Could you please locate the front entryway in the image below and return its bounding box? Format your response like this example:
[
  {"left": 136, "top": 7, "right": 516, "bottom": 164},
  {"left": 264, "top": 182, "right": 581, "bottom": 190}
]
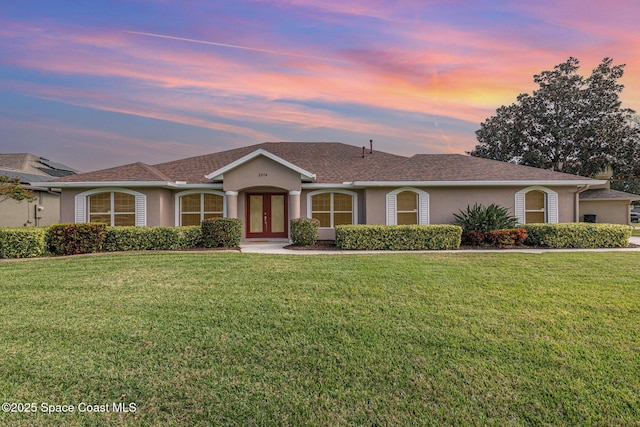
[{"left": 246, "top": 193, "right": 288, "bottom": 238}]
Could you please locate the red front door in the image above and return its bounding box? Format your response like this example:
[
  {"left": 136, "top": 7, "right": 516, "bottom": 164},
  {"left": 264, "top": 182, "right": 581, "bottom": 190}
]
[{"left": 246, "top": 193, "right": 288, "bottom": 238}]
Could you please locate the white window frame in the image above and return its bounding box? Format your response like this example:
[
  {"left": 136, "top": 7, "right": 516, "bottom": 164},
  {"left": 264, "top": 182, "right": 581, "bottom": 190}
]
[
  {"left": 386, "top": 188, "right": 430, "bottom": 225},
  {"left": 174, "top": 190, "right": 226, "bottom": 226},
  {"left": 515, "top": 186, "right": 558, "bottom": 224},
  {"left": 306, "top": 190, "right": 358, "bottom": 228},
  {"left": 75, "top": 188, "right": 146, "bottom": 226}
]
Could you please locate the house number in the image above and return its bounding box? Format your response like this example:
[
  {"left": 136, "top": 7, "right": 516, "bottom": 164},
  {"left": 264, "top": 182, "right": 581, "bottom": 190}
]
[{"left": 258, "top": 173, "right": 268, "bottom": 177}]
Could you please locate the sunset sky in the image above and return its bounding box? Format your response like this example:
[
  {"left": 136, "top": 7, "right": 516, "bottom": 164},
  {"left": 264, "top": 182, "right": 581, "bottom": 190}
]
[{"left": 1, "top": 0, "right": 639, "bottom": 172}]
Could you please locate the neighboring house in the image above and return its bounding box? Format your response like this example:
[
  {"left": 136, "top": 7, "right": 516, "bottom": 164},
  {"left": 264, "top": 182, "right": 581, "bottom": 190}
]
[
  {"left": 0, "top": 153, "right": 78, "bottom": 227},
  {"left": 33, "top": 142, "right": 640, "bottom": 240}
]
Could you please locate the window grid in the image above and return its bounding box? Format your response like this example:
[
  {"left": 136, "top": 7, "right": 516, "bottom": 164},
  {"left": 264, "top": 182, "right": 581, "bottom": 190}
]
[
  {"left": 311, "top": 193, "right": 353, "bottom": 227},
  {"left": 396, "top": 191, "right": 418, "bottom": 225},
  {"left": 525, "top": 190, "right": 546, "bottom": 223},
  {"left": 180, "top": 193, "right": 224, "bottom": 226},
  {"left": 88, "top": 192, "right": 135, "bottom": 226}
]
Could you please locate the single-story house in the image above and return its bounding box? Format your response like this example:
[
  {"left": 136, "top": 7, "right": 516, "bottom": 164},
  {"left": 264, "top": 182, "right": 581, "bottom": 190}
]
[
  {"left": 33, "top": 142, "right": 640, "bottom": 240},
  {"left": 0, "top": 153, "right": 78, "bottom": 227}
]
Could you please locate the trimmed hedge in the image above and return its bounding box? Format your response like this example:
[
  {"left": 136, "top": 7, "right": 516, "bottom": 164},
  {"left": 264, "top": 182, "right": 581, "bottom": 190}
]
[
  {"left": 524, "top": 223, "right": 632, "bottom": 248},
  {"left": 47, "top": 223, "right": 107, "bottom": 255},
  {"left": 290, "top": 218, "right": 320, "bottom": 246},
  {"left": 103, "top": 226, "right": 202, "bottom": 251},
  {"left": 464, "top": 228, "right": 528, "bottom": 247},
  {"left": 201, "top": 218, "right": 242, "bottom": 248},
  {"left": 336, "top": 224, "right": 462, "bottom": 250},
  {"left": 0, "top": 228, "right": 47, "bottom": 259}
]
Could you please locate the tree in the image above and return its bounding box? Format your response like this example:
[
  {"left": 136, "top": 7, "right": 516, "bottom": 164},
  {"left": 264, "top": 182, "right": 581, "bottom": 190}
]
[
  {"left": 0, "top": 175, "right": 37, "bottom": 202},
  {"left": 470, "top": 57, "right": 640, "bottom": 188}
]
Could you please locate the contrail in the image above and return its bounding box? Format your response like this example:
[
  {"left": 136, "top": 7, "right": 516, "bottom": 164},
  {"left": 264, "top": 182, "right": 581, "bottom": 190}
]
[{"left": 124, "top": 30, "right": 348, "bottom": 64}]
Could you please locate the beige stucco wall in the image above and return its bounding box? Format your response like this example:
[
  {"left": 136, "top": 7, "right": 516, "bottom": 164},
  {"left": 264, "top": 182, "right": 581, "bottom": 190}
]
[
  {"left": 579, "top": 200, "right": 630, "bottom": 224},
  {"left": 364, "top": 186, "right": 579, "bottom": 225},
  {"left": 0, "top": 190, "right": 60, "bottom": 227},
  {"left": 223, "top": 156, "right": 302, "bottom": 192}
]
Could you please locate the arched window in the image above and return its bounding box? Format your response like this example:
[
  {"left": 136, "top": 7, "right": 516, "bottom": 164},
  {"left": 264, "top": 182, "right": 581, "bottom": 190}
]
[
  {"left": 307, "top": 190, "right": 357, "bottom": 228},
  {"left": 175, "top": 191, "right": 225, "bottom": 226},
  {"left": 75, "top": 189, "right": 146, "bottom": 226},
  {"left": 515, "top": 187, "right": 558, "bottom": 224},
  {"left": 386, "top": 188, "right": 429, "bottom": 225}
]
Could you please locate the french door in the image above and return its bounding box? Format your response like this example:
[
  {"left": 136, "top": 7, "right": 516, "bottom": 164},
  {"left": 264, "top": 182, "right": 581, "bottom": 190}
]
[{"left": 246, "top": 193, "right": 288, "bottom": 238}]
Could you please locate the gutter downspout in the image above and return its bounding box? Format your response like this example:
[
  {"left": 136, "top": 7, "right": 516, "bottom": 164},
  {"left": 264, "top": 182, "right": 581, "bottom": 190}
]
[{"left": 575, "top": 185, "right": 591, "bottom": 222}]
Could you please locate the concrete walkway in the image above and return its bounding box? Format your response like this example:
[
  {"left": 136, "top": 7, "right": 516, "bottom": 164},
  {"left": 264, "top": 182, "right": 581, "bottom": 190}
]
[{"left": 240, "top": 237, "right": 640, "bottom": 255}]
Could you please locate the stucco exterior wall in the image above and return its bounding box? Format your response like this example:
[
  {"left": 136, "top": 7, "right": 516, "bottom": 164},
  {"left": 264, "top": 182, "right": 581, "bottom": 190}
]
[
  {"left": 579, "top": 200, "right": 630, "bottom": 224},
  {"left": 0, "top": 190, "right": 60, "bottom": 227},
  {"left": 223, "top": 156, "right": 302, "bottom": 192},
  {"left": 364, "top": 186, "right": 578, "bottom": 225}
]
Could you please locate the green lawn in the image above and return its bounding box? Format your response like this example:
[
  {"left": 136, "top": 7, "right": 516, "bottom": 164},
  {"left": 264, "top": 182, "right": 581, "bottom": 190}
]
[{"left": 1, "top": 252, "right": 639, "bottom": 426}]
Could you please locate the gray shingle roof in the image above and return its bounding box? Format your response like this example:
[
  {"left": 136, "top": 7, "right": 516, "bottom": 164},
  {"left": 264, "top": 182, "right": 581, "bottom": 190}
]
[
  {"left": 49, "top": 142, "right": 600, "bottom": 185},
  {"left": 580, "top": 188, "right": 640, "bottom": 201}
]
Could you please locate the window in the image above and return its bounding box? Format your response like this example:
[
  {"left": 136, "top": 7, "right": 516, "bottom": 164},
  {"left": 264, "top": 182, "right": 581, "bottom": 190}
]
[
  {"left": 397, "top": 191, "right": 418, "bottom": 225},
  {"left": 76, "top": 189, "right": 146, "bottom": 226},
  {"left": 515, "top": 187, "right": 558, "bottom": 224},
  {"left": 88, "top": 192, "right": 136, "bottom": 226},
  {"left": 309, "top": 191, "right": 356, "bottom": 227},
  {"left": 525, "top": 190, "right": 546, "bottom": 223},
  {"left": 180, "top": 193, "right": 224, "bottom": 226},
  {"left": 386, "top": 188, "right": 429, "bottom": 225}
]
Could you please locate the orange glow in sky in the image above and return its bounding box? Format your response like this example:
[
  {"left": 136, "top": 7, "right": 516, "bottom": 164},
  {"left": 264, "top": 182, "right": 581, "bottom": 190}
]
[{"left": 1, "top": 1, "right": 639, "bottom": 170}]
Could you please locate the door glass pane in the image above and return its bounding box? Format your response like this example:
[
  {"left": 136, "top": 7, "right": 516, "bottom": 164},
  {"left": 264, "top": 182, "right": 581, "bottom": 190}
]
[
  {"left": 271, "top": 195, "right": 285, "bottom": 233},
  {"left": 249, "top": 195, "right": 263, "bottom": 233}
]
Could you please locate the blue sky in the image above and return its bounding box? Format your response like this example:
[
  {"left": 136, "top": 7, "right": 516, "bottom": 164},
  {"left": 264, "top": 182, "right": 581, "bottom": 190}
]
[{"left": 1, "top": 0, "right": 639, "bottom": 171}]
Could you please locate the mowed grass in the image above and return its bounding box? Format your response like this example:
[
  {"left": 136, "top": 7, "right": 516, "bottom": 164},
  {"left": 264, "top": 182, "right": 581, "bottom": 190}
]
[{"left": 1, "top": 252, "right": 639, "bottom": 426}]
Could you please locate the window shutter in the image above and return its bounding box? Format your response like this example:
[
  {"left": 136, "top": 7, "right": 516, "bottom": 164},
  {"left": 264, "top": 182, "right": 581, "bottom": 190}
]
[
  {"left": 135, "top": 194, "right": 147, "bottom": 226},
  {"left": 75, "top": 195, "right": 86, "bottom": 223},
  {"left": 515, "top": 192, "right": 525, "bottom": 224},
  {"left": 386, "top": 193, "right": 396, "bottom": 225},
  {"left": 418, "top": 193, "right": 430, "bottom": 224},
  {"left": 547, "top": 192, "right": 559, "bottom": 223}
]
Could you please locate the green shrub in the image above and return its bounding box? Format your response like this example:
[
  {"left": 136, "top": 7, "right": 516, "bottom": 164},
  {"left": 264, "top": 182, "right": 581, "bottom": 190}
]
[
  {"left": 0, "top": 228, "right": 47, "bottom": 258},
  {"left": 290, "top": 218, "right": 320, "bottom": 246},
  {"left": 336, "top": 225, "right": 462, "bottom": 250},
  {"left": 524, "top": 223, "right": 632, "bottom": 248},
  {"left": 103, "top": 226, "right": 202, "bottom": 251},
  {"left": 453, "top": 203, "right": 518, "bottom": 245},
  {"left": 47, "top": 223, "right": 107, "bottom": 255},
  {"left": 201, "top": 218, "right": 242, "bottom": 248}
]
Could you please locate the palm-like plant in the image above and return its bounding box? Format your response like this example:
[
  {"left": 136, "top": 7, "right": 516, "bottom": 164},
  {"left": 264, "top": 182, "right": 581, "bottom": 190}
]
[{"left": 453, "top": 203, "right": 518, "bottom": 232}]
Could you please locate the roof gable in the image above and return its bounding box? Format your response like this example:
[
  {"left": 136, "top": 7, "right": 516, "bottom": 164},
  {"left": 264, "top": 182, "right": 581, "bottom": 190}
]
[{"left": 204, "top": 149, "right": 316, "bottom": 181}]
